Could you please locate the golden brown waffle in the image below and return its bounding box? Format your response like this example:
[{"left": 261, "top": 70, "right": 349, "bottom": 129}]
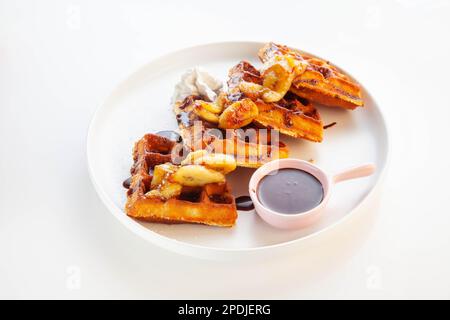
[
  {"left": 258, "top": 43, "right": 363, "bottom": 110},
  {"left": 228, "top": 61, "right": 324, "bottom": 142},
  {"left": 173, "top": 95, "right": 289, "bottom": 168},
  {"left": 125, "top": 133, "right": 237, "bottom": 227},
  {"left": 254, "top": 93, "right": 323, "bottom": 142}
]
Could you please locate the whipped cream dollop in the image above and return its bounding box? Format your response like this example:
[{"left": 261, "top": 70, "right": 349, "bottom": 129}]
[{"left": 172, "top": 67, "right": 223, "bottom": 103}]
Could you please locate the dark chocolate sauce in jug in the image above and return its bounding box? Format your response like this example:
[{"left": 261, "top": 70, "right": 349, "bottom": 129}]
[{"left": 257, "top": 168, "right": 324, "bottom": 214}]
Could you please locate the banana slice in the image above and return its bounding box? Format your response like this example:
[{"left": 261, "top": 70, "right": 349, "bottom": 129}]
[
  {"left": 238, "top": 82, "right": 265, "bottom": 100},
  {"left": 260, "top": 55, "right": 305, "bottom": 102},
  {"left": 171, "top": 165, "right": 225, "bottom": 187},
  {"left": 146, "top": 182, "right": 182, "bottom": 200},
  {"left": 261, "top": 64, "right": 295, "bottom": 102},
  {"left": 151, "top": 163, "right": 178, "bottom": 188},
  {"left": 199, "top": 153, "right": 237, "bottom": 174},
  {"left": 261, "top": 90, "right": 284, "bottom": 102},
  {"left": 195, "top": 100, "right": 223, "bottom": 114},
  {"left": 238, "top": 80, "right": 283, "bottom": 103},
  {"left": 193, "top": 101, "right": 220, "bottom": 123},
  {"left": 159, "top": 182, "right": 182, "bottom": 199},
  {"left": 215, "top": 92, "right": 230, "bottom": 110},
  {"left": 181, "top": 150, "right": 209, "bottom": 166},
  {"left": 182, "top": 150, "right": 236, "bottom": 174},
  {"left": 218, "top": 98, "right": 259, "bottom": 129}
]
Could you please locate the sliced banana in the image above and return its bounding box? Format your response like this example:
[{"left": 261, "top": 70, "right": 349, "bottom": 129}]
[
  {"left": 238, "top": 81, "right": 264, "bottom": 100},
  {"left": 261, "top": 64, "right": 295, "bottom": 102},
  {"left": 159, "top": 182, "right": 182, "bottom": 199},
  {"left": 195, "top": 100, "right": 223, "bottom": 114},
  {"left": 199, "top": 153, "right": 237, "bottom": 174},
  {"left": 181, "top": 150, "right": 209, "bottom": 166},
  {"left": 215, "top": 92, "right": 230, "bottom": 110},
  {"left": 151, "top": 163, "right": 178, "bottom": 188},
  {"left": 171, "top": 164, "right": 225, "bottom": 187},
  {"left": 146, "top": 182, "right": 182, "bottom": 200},
  {"left": 218, "top": 98, "right": 259, "bottom": 129},
  {"left": 182, "top": 150, "right": 236, "bottom": 174},
  {"left": 261, "top": 90, "right": 284, "bottom": 103},
  {"left": 193, "top": 103, "right": 220, "bottom": 123},
  {"left": 260, "top": 54, "right": 305, "bottom": 102},
  {"left": 238, "top": 80, "right": 284, "bottom": 103}
]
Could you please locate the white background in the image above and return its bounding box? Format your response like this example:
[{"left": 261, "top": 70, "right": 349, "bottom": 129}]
[{"left": 1, "top": 0, "right": 449, "bottom": 299}]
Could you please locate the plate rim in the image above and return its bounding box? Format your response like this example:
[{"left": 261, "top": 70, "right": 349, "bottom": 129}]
[{"left": 86, "top": 41, "right": 391, "bottom": 257}]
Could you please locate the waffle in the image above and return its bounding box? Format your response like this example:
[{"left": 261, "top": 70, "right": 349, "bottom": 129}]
[
  {"left": 125, "top": 133, "right": 237, "bottom": 227},
  {"left": 254, "top": 94, "right": 323, "bottom": 142},
  {"left": 258, "top": 43, "right": 363, "bottom": 110},
  {"left": 173, "top": 95, "right": 289, "bottom": 168},
  {"left": 228, "top": 61, "right": 324, "bottom": 142}
]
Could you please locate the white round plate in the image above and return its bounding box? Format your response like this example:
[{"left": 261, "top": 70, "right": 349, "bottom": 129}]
[{"left": 87, "top": 42, "right": 389, "bottom": 259}]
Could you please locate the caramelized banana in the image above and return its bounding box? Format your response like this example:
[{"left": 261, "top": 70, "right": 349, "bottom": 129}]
[
  {"left": 218, "top": 98, "right": 259, "bottom": 129},
  {"left": 238, "top": 79, "right": 284, "bottom": 103},
  {"left": 261, "top": 90, "right": 284, "bottom": 102},
  {"left": 171, "top": 165, "right": 225, "bottom": 187},
  {"left": 181, "top": 150, "right": 209, "bottom": 165},
  {"left": 151, "top": 163, "right": 178, "bottom": 188},
  {"left": 215, "top": 92, "right": 231, "bottom": 110},
  {"left": 182, "top": 150, "right": 236, "bottom": 174},
  {"left": 194, "top": 100, "right": 223, "bottom": 114},
  {"left": 260, "top": 55, "right": 305, "bottom": 102},
  {"left": 159, "top": 182, "right": 182, "bottom": 199},
  {"left": 146, "top": 182, "right": 182, "bottom": 200},
  {"left": 199, "top": 153, "right": 237, "bottom": 174},
  {"left": 238, "top": 81, "right": 265, "bottom": 100},
  {"left": 193, "top": 103, "right": 220, "bottom": 123}
]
